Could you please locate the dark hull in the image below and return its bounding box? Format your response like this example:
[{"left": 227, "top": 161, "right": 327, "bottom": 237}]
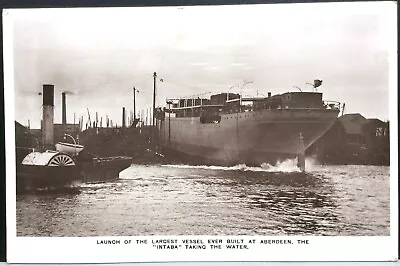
[
  {"left": 160, "top": 108, "right": 339, "bottom": 166},
  {"left": 80, "top": 157, "right": 132, "bottom": 183},
  {"left": 16, "top": 155, "right": 133, "bottom": 192},
  {"left": 17, "top": 165, "right": 81, "bottom": 192}
]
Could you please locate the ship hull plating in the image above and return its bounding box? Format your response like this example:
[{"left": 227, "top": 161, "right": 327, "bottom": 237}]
[{"left": 160, "top": 108, "right": 339, "bottom": 166}]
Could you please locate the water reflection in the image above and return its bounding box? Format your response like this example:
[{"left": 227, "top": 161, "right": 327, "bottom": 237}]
[
  {"left": 17, "top": 193, "right": 80, "bottom": 236},
  {"left": 194, "top": 170, "right": 339, "bottom": 235}
]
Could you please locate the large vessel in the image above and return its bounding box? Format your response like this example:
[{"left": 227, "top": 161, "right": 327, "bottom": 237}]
[{"left": 156, "top": 84, "right": 341, "bottom": 167}]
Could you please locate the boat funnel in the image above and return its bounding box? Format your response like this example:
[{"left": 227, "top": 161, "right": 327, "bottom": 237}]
[
  {"left": 122, "top": 107, "right": 126, "bottom": 128},
  {"left": 267, "top": 92, "right": 272, "bottom": 98},
  {"left": 42, "top": 84, "right": 54, "bottom": 149},
  {"left": 62, "top": 92, "right": 67, "bottom": 125}
]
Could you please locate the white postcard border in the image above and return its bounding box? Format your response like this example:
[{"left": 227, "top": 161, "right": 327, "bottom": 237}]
[{"left": 4, "top": 3, "right": 398, "bottom": 263}]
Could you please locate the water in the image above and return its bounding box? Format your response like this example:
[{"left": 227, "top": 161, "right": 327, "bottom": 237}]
[{"left": 16, "top": 159, "right": 390, "bottom": 236}]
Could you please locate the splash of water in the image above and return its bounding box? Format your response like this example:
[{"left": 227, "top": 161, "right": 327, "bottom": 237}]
[
  {"left": 69, "top": 180, "right": 83, "bottom": 187},
  {"left": 260, "top": 158, "right": 301, "bottom": 173},
  {"left": 261, "top": 157, "right": 322, "bottom": 172},
  {"left": 304, "top": 156, "right": 323, "bottom": 172},
  {"left": 162, "top": 157, "right": 322, "bottom": 173},
  {"left": 163, "top": 163, "right": 298, "bottom": 172},
  {"left": 162, "top": 164, "right": 243, "bottom": 171}
]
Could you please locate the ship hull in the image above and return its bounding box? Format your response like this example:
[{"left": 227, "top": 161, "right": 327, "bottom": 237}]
[
  {"left": 80, "top": 157, "right": 133, "bottom": 183},
  {"left": 17, "top": 165, "right": 81, "bottom": 192},
  {"left": 159, "top": 108, "right": 339, "bottom": 166}
]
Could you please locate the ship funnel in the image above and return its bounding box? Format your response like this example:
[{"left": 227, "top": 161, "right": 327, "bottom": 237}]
[
  {"left": 42, "top": 84, "right": 55, "bottom": 149},
  {"left": 122, "top": 107, "right": 126, "bottom": 128},
  {"left": 267, "top": 92, "right": 271, "bottom": 98},
  {"left": 62, "top": 92, "right": 67, "bottom": 125}
]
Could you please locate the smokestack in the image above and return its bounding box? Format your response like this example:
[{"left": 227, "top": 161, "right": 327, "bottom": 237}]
[
  {"left": 42, "top": 84, "right": 54, "bottom": 149},
  {"left": 62, "top": 92, "right": 67, "bottom": 124},
  {"left": 122, "top": 107, "right": 126, "bottom": 128},
  {"left": 268, "top": 92, "right": 272, "bottom": 98}
]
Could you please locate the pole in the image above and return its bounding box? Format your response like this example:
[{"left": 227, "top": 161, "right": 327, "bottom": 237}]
[
  {"left": 168, "top": 103, "right": 171, "bottom": 147},
  {"left": 153, "top": 72, "right": 157, "bottom": 127},
  {"left": 133, "top": 86, "right": 137, "bottom": 120}
]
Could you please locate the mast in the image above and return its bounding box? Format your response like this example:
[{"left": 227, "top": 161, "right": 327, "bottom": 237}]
[{"left": 133, "top": 86, "right": 137, "bottom": 121}]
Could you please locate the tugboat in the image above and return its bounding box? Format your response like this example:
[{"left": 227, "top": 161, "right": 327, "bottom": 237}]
[
  {"left": 18, "top": 150, "right": 80, "bottom": 191},
  {"left": 16, "top": 84, "right": 132, "bottom": 192}
]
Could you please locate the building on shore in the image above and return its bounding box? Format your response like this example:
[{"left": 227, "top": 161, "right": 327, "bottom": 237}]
[
  {"left": 15, "top": 121, "right": 37, "bottom": 148},
  {"left": 308, "top": 113, "right": 390, "bottom": 165},
  {"left": 15, "top": 121, "right": 39, "bottom": 164}
]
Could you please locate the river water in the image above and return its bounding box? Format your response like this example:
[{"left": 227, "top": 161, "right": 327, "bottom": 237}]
[{"left": 16, "top": 159, "right": 390, "bottom": 236}]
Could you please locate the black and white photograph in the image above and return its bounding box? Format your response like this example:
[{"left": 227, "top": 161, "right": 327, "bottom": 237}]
[{"left": 4, "top": 1, "right": 397, "bottom": 263}]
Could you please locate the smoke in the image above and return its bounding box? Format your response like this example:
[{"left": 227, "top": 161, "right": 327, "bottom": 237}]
[{"left": 62, "top": 90, "right": 75, "bottom": 95}]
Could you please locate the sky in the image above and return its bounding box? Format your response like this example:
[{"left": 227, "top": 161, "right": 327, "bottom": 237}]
[{"left": 8, "top": 2, "right": 396, "bottom": 128}]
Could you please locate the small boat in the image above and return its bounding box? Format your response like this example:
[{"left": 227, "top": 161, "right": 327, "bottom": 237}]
[
  {"left": 17, "top": 150, "right": 80, "bottom": 192},
  {"left": 17, "top": 148, "right": 133, "bottom": 192},
  {"left": 55, "top": 142, "right": 84, "bottom": 156}
]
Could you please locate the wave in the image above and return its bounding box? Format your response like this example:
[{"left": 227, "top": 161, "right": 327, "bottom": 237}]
[{"left": 162, "top": 157, "right": 321, "bottom": 173}]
